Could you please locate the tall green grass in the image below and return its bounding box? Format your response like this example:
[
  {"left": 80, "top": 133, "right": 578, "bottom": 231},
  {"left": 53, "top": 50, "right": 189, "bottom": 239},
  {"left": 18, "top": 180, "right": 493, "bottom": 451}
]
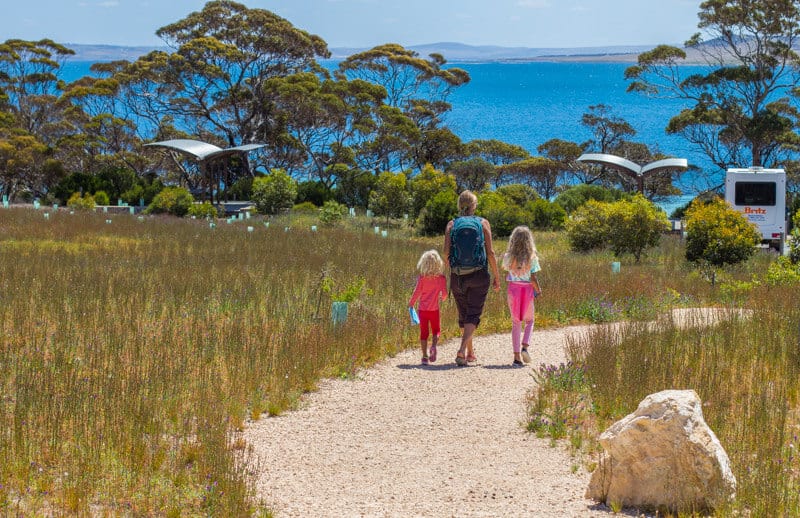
[{"left": 0, "top": 208, "right": 768, "bottom": 514}]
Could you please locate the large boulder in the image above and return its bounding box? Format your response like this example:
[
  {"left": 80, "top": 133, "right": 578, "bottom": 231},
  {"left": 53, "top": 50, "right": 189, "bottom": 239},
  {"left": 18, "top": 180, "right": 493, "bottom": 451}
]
[{"left": 586, "top": 389, "right": 736, "bottom": 513}]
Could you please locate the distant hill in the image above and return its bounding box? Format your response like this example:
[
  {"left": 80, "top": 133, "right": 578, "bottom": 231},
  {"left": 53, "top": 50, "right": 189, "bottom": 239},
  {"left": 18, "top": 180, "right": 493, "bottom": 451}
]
[
  {"left": 62, "top": 41, "right": 723, "bottom": 64},
  {"left": 65, "top": 42, "right": 666, "bottom": 63},
  {"left": 65, "top": 44, "right": 166, "bottom": 61}
]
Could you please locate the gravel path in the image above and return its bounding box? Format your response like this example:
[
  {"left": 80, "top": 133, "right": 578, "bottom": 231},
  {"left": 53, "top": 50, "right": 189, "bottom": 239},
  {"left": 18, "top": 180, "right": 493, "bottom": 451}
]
[
  {"left": 243, "top": 309, "right": 732, "bottom": 517},
  {"left": 244, "top": 323, "right": 607, "bottom": 517}
]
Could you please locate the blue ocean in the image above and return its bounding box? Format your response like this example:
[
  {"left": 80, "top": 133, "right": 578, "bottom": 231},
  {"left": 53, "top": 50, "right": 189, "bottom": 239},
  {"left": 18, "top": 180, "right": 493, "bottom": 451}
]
[{"left": 60, "top": 60, "right": 706, "bottom": 211}]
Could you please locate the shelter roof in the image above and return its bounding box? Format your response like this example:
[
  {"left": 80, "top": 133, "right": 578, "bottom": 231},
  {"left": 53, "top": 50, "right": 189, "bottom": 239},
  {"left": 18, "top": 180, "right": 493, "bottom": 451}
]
[{"left": 144, "top": 139, "right": 265, "bottom": 161}]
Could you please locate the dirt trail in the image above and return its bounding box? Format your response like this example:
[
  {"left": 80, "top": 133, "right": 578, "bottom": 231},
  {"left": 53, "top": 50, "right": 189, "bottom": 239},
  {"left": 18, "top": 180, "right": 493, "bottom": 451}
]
[{"left": 243, "top": 308, "right": 729, "bottom": 517}]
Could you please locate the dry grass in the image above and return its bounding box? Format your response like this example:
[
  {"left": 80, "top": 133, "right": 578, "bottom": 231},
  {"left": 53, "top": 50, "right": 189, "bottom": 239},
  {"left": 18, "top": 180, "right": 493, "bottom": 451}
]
[{"left": 0, "top": 206, "right": 778, "bottom": 514}]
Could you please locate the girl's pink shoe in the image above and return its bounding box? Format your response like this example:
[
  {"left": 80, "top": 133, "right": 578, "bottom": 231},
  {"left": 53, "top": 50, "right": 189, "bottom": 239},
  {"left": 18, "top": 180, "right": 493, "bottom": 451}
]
[{"left": 429, "top": 345, "right": 437, "bottom": 362}]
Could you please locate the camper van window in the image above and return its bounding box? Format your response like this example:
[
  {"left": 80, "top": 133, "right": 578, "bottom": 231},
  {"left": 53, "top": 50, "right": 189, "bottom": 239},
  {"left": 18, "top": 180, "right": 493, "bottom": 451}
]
[{"left": 734, "top": 181, "right": 776, "bottom": 206}]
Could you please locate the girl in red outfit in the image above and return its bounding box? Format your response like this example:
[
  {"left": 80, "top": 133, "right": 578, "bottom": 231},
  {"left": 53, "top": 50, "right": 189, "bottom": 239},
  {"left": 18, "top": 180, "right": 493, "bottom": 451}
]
[{"left": 409, "top": 250, "right": 448, "bottom": 365}]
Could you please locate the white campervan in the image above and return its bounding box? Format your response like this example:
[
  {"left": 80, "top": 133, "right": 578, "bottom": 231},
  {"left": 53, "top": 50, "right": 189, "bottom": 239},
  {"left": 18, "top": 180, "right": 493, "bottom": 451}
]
[{"left": 725, "top": 167, "right": 787, "bottom": 251}]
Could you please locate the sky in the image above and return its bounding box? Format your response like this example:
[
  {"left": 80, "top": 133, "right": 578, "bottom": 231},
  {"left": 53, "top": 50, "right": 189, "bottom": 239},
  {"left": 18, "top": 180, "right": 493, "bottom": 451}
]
[{"left": 3, "top": 0, "right": 703, "bottom": 49}]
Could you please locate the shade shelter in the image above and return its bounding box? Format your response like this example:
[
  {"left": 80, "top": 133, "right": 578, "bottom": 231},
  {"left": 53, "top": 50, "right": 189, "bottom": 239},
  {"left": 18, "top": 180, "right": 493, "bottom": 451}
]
[
  {"left": 144, "top": 139, "right": 265, "bottom": 202},
  {"left": 576, "top": 153, "right": 688, "bottom": 194}
]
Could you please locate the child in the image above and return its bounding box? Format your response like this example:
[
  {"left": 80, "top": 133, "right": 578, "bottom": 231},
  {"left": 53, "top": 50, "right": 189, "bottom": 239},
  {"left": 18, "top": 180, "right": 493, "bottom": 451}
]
[
  {"left": 502, "top": 226, "right": 542, "bottom": 366},
  {"left": 409, "top": 250, "right": 448, "bottom": 365}
]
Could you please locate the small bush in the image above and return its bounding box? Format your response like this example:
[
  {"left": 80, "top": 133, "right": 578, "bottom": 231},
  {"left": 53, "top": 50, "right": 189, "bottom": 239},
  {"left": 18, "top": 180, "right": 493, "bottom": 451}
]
[
  {"left": 225, "top": 177, "right": 254, "bottom": 201},
  {"left": 187, "top": 202, "right": 218, "bottom": 219},
  {"left": 565, "top": 200, "right": 611, "bottom": 252},
  {"left": 554, "top": 184, "right": 626, "bottom": 214},
  {"left": 67, "top": 192, "right": 96, "bottom": 211},
  {"left": 788, "top": 208, "right": 800, "bottom": 264},
  {"left": 252, "top": 170, "right": 297, "bottom": 215},
  {"left": 684, "top": 198, "right": 761, "bottom": 266},
  {"left": 606, "top": 194, "right": 670, "bottom": 262},
  {"left": 93, "top": 190, "right": 110, "bottom": 206},
  {"left": 296, "top": 181, "right": 333, "bottom": 207},
  {"left": 292, "top": 201, "right": 319, "bottom": 214},
  {"left": 417, "top": 190, "right": 458, "bottom": 236},
  {"left": 368, "top": 171, "right": 409, "bottom": 222},
  {"left": 145, "top": 187, "right": 194, "bottom": 217},
  {"left": 527, "top": 198, "right": 566, "bottom": 230},
  {"left": 477, "top": 190, "right": 527, "bottom": 237},
  {"left": 319, "top": 200, "right": 347, "bottom": 226}
]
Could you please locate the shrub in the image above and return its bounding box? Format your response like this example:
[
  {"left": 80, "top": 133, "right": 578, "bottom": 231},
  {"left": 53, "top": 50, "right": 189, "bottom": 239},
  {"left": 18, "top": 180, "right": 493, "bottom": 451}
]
[
  {"left": 292, "top": 201, "right": 319, "bottom": 214},
  {"left": 606, "top": 194, "right": 670, "bottom": 262},
  {"left": 252, "top": 169, "right": 297, "bottom": 215},
  {"left": 225, "top": 176, "right": 255, "bottom": 201},
  {"left": 476, "top": 190, "right": 526, "bottom": 237},
  {"left": 408, "top": 164, "right": 457, "bottom": 218},
  {"left": 296, "top": 181, "right": 333, "bottom": 207},
  {"left": 145, "top": 186, "right": 194, "bottom": 217},
  {"left": 67, "top": 192, "right": 96, "bottom": 211},
  {"left": 368, "top": 171, "right": 409, "bottom": 222},
  {"left": 53, "top": 173, "right": 97, "bottom": 204},
  {"left": 765, "top": 256, "right": 800, "bottom": 285},
  {"left": 333, "top": 167, "right": 376, "bottom": 209},
  {"left": 121, "top": 177, "right": 164, "bottom": 207},
  {"left": 527, "top": 198, "right": 567, "bottom": 230},
  {"left": 187, "top": 201, "right": 218, "bottom": 219},
  {"left": 319, "top": 200, "right": 347, "bottom": 226},
  {"left": 93, "top": 190, "right": 110, "bottom": 206},
  {"left": 417, "top": 190, "right": 458, "bottom": 236},
  {"left": 554, "top": 184, "right": 626, "bottom": 214},
  {"left": 788, "top": 208, "right": 800, "bottom": 264},
  {"left": 565, "top": 200, "right": 611, "bottom": 252},
  {"left": 496, "top": 184, "right": 540, "bottom": 206},
  {"left": 684, "top": 198, "right": 761, "bottom": 266}
]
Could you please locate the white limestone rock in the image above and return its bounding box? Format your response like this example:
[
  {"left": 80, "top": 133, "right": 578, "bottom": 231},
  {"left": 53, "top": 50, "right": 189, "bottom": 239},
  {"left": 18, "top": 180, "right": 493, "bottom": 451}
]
[{"left": 586, "top": 389, "right": 736, "bottom": 513}]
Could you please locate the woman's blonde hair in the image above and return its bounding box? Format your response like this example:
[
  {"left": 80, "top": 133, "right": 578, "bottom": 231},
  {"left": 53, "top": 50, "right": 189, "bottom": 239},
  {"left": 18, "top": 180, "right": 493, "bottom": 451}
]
[
  {"left": 502, "top": 226, "right": 537, "bottom": 271},
  {"left": 417, "top": 249, "right": 444, "bottom": 276},
  {"left": 457, "top": 190, "right": 478, "bottom": 216}
]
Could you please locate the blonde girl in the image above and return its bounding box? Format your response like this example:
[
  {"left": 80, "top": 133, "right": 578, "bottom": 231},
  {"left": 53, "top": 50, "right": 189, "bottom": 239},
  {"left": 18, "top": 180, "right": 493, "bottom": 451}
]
[
  {"left": 409, "top": 250, "right": 448, "bottom": 365},
  {"left": 502, "top": 226, "right": 542, "bottom": 366}
]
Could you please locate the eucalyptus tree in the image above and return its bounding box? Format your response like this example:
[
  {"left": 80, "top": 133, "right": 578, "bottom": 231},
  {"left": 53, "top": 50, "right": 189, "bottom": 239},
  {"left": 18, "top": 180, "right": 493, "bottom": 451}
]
[
  {"left": 0, "top": 39, "right": 74, "bottom": 197},
  {"left": 264, "top": 72, "right": 386, "bottom": 186},
  {"left": 337, "top": 44, "right": 470, "bottom": 169},
  {"left": 465, "top": 139, "right": 530, "bottom": 186},
  {"left": 537, "top": 137, "right": 585, "bottom": 187},
  {"left": 95, "top": 0, "right": 329, "bottom": 186},
  {"left": 0, "top": 39, "right": 73, "bottom": 139},
  {"left": 625, "top": 0, "right": 800, "bottom": 187},
  {"left": 496, "top": 157, "right": 562, "bottom": 199}
]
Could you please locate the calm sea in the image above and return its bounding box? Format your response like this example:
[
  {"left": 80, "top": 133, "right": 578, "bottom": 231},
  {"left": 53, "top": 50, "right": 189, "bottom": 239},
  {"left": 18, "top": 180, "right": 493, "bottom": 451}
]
[{"left": 60, "top": 60, "right": 707, "bottom": 211}]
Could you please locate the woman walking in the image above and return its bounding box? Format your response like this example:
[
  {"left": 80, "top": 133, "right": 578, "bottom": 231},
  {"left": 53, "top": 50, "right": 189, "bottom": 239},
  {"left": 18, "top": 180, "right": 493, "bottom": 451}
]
[{"left": 443, "top": 190, "right": 501, "bottom": 366}]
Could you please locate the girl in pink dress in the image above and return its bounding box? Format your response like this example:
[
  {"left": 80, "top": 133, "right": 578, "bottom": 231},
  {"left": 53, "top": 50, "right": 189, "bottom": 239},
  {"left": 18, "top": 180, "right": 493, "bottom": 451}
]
[
  {"left": 502, "top": 226, "right": 542, "bottom": 366},
  {"left": 409, "top": 250, "right": 448, "bottom": 365}
]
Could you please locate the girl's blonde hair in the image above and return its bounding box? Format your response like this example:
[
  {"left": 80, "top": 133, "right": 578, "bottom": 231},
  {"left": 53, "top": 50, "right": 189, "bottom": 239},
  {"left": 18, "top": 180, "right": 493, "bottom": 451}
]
[
  {"left": 457, "top": 190, "right": 478, "bottom": 216},
  {"left": 502, "top": 226, "right": 537, "bottom": 271},
  {"left": 417, "top": 249, "right": 444, "bottom": 276}
]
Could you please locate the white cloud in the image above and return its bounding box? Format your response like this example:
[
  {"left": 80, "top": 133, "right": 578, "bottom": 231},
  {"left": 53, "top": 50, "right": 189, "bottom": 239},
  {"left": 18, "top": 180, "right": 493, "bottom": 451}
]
[{"left": 516, "top": 0, "right": 550, "bottom": 8}]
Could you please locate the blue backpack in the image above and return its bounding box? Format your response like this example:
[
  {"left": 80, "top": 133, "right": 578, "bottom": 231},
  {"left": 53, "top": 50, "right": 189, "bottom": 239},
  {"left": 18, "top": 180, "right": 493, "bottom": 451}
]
[{"left": 449, "top": 216, "right": 487, "bottom": 275}]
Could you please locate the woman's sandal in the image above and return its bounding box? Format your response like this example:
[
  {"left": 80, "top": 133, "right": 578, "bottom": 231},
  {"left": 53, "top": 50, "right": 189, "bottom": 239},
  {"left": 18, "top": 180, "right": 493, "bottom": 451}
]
[
  {"left": 455, "top": 353, "right": 468, "bottom": 366},
  {"left": 466, "top": 354, "right": 477, "bottom": 363}
]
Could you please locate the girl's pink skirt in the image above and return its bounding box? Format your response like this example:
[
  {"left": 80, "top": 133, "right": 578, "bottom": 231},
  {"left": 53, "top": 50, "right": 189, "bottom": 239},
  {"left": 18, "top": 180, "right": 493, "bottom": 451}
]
[{"left": 507, "top": 281, "right": 535, "bottom": 323}]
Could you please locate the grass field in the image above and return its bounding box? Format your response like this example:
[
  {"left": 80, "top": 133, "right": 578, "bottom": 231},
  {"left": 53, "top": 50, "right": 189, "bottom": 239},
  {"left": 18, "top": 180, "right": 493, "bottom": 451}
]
[{"left": 0, "top": 206, "right": 783, "bottom": 515}]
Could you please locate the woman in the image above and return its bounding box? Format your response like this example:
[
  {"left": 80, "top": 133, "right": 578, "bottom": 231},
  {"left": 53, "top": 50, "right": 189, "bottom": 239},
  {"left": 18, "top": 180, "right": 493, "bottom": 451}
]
[{"left": 443, "top": 190, "right": 501, "bottom": 366}]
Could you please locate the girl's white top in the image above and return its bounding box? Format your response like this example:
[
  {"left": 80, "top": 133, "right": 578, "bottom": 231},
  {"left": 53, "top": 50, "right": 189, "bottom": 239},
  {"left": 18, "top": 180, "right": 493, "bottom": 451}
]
[{"left": 504, "top": 255, "right": 541, "bottom": 282}]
